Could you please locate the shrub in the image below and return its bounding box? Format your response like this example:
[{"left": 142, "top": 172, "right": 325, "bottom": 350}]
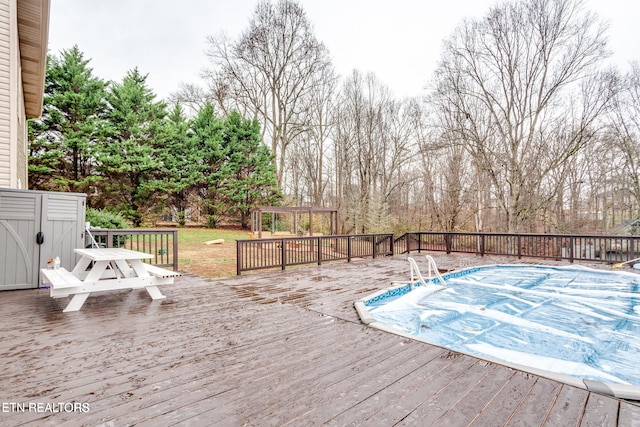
[
  {"left": 86, "top": 208, "right": 130, "bottom": 229},
  {"left": 177, "top": 211, "right": 187, "bottom": 227},
  {"left": 85, "top": 208, "right": 130, "bottom": 247},
  {"left": 205, "top": 214, "right": 219, "bottom": 229}
]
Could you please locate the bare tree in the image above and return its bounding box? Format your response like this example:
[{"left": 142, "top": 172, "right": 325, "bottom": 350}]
[
  {"left": 203, "top": 0, "right": 333, "bottom": 187},
  {"left": 167, "top": 83, "right": 212, "bottom": 117},
  {"left": 286, "top": 64, "right": 338, "bottom": 205},
  {"left": 418, "top": 131, "right": 476, "bottom": 232},
  {"left": 331, "top": 71, "right": 378, "bottom": 232},
  {"left": 608, "top": 62, "right": 640, "bottom": 221},
  {"left": 331, "top": 71, "right": 416, "bottom": 233},
  {"left": 431, "top": 0, "right": 613, "bottom": 232}
]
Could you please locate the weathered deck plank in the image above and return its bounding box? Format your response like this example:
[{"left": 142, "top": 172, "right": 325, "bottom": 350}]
[
  {"left": 508, "top": 377, "right": 564, "bottom": 426},
  {"left": 470, "top": 370, "right": 545, "bottom": 426},
  {"left": 262, "top": 344, "right": 447, "bottom": 426},
  {"left": 395, "top": 358, "right": 499, "bottom": 426},
  {"left": 424, "top": 362, "right": 517, "bottom": 426},
  {"left": 542, "top": 385, "right": 590, "bottom": 426},
  {"left": 1, "top": 253, "right": 639, "bottom": 426},
  {"left": 580, "top": 393, "right": 622, "bottom": 426},
  {"left": 620, "top": 401, "right": 640, "bottom": 425}
]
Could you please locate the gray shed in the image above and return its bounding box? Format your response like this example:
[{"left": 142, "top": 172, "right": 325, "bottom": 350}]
[{"left": 0, "top": 188, "right": 86, "bottom": 290}]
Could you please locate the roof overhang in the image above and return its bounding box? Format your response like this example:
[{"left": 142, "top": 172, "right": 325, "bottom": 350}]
[{"left": 17, "top": 0, "right": 50, "bottom": 119}]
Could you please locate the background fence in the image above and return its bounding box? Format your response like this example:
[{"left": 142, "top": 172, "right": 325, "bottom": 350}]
[
  {"left": 394, "top": 232, "right": 640, "bottom": 264},
  {"left": 236, "top": 233, "right": 394, "bottom": 275},
  {"left": 88, "top": 229, "right": 179, "bottom": 270},
  {"left": 237, "top": 231, "right": 640, "bottom": 275}
]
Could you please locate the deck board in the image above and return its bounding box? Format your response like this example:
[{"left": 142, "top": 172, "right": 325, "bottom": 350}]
[
  {"left": 620, "top": 401, "right": 640, "bottom": 425},
  {"left": 429, "top": 362, "right": 517, "bottom": 426},
  {"left": 580, "top": 393, "right": 621, "bottom": 426},
  {"left": 469, "top": 369, "right": 540, "bottom": 425},
  {"left": 508, "top": 377, "right": 564, "bottom": 425},
  {"left": 1, "top": 253, "right": 639, "bottom": 426},
  {"left": 541, "top": 385, "right": 590, "bottom": 426}
]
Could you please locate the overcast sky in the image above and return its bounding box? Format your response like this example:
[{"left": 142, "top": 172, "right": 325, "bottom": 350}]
[{"left": 48, "top": 0, "right": 640, "bottom": 100}]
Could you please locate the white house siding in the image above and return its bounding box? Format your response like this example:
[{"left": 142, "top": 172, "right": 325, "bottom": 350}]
[
  {"left": 0, "top": 0, "right": 26, "bottom": 189},
  {"left": 15, "top": 70, "right": 25, "bottom": 188},
  {"left": 0, "top": 0, "right": 11, "bottom": 187}
]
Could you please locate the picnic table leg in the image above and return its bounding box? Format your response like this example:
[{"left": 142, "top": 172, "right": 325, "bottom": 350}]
[
  {"left": 128, "top": 259, "right": 150, "bottom": 278},
  {"left": 145, "top": 286, "right": 166, "bottom": 300},
  {"left": 63, "top": 292, "right": 90, "bottom": 312},
  {"left": 71, "top": 256, "right": 93, "bottom": 277},
  {"left": 113, "top": 259, "right": 136, "bottom": 278}
]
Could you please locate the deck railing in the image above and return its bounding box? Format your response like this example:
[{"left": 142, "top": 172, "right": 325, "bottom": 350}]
[
  {"left": 236, "top": 233, "right": 394, "bottom": 275},
  {"left": 394, "top": 231, "right": 640, "bottom": 264},
  {"left": 88, "top": 229, "right": 179, "bottom": 270}
]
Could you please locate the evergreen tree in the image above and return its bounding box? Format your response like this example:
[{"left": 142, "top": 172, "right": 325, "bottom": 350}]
[
  {"left": 186, "top": 105, "right": 281, "bottom": 228},
  {"left": 218, "top": 111, "right": 282, "bottom": 228},
  {"left": 28, "top": 46, "right": 108, "bottom": 192},
  {"left": 156, "top": 104, "right": 204, "bottom": 224},
  {"left": 96, "top": 68, "right": 167, "bottom": 226},
  {"left": 189, "top": 102, "right": 225, "bottom": 226},
  {"left": 28, "top": 50, "right": 280, "bottom": 229}
]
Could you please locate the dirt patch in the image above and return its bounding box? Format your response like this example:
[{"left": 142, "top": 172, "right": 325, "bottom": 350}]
[{"left": 179, "top": 241, "right": 238, "bottom": 278}]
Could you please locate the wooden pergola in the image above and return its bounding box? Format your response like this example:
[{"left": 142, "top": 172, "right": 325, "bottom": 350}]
[{"left": 250, "top": 207, "right": 338, "bottom": 238}]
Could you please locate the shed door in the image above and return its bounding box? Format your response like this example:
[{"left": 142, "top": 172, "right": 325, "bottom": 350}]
[
  {"left": 39, "top": 193, "right": 85, "bottom": 274},
  {"left": 0, "top": 192, "right": 42, "bottom": 290}
]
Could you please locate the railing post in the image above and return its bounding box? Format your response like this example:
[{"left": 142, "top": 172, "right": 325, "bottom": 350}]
[
  {"left": 172, "top": 230, "right": 178, "bottom": 270},
  {"left": 389, "top": 234, "right": 394, "bottom": 256},
  {"left": 317, "top": 236, "right": 322, "bottom": 265},
  {"left": 417, "top": 233, "right": 422, "bottom": 253},
  {"left": 236, "top": 241, "right": 242, "bottom": 275},
  {"left": 281, "top": 238, "right": 286, "bottom": 270},
  {"left": 372, "top": 235, "right": 377, "bottom": 259},
  {"left": 569, "top": 236, "right": 574, "bottom": 263},
  {"left": 480, "top": 234, "right": 485, "bottom": 257},
  {"left": 517, "top": 235, "right": 522, "bottom": 259},
  {"left": 347, "top": 237, "right": 352, "bottom": 262}
]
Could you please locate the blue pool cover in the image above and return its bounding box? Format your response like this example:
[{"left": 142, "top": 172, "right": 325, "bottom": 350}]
[{"left": 356, "top": 264, "right": 640, "bottom": 398}]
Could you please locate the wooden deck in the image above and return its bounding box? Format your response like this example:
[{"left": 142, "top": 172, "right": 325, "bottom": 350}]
[{"left": 1, "top": 254, "right": 639, "bottom": 426}]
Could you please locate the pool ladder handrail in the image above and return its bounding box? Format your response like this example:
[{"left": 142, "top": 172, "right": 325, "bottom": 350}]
[{"left": 408, "top": 255, "right": 446, "bottom": 289}]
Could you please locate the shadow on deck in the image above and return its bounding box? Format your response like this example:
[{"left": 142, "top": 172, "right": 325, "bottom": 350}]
[{"left": 1, "top": 253, "right": 639, "bottom": 426}]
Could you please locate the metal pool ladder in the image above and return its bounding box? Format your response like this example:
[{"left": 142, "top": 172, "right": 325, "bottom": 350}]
[{"left": 408, "top": 255, "right": 446, "bottom": 289}]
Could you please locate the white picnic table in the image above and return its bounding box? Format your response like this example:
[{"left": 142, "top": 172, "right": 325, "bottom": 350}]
[{"left": 41, "top": 248, "right": 180, "bottom": 312}]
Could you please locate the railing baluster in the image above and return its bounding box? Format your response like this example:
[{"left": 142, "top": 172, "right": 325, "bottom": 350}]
[{"left": 89, "top": 229, "right": 178, "bottom": 270}]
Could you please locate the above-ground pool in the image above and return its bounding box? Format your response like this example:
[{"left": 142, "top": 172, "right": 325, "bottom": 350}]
[{"left": 355, "top": 263, "right": 640, "bottom": 399}]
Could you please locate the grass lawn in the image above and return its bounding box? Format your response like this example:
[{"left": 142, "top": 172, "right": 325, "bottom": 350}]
[{"left": 177, "top": 228, "right": 249, "bottom": 278}]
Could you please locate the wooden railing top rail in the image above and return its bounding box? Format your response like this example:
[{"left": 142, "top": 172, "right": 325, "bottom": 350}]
[
  {"left": 396, "top": 231, "right": 640, "bottom": 238},
  {"left": 90, "top": 228, "right": 179, "bottom": 235},
  {"left": 237, "top": 233, "right": 396, "bottom": 243}
]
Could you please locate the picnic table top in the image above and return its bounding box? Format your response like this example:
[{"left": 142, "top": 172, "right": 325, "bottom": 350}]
[{"left": 74, "top": 248, "right": 153, "bottom": 261}]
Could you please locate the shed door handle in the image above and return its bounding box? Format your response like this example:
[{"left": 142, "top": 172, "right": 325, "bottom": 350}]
[{"left": 36, "top": 232, "right": 44, "bottom": 245}]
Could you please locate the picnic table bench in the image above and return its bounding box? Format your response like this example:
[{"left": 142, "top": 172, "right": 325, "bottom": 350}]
[{"left": 41, "top": 248, "right": 180, "bottom": 312}]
